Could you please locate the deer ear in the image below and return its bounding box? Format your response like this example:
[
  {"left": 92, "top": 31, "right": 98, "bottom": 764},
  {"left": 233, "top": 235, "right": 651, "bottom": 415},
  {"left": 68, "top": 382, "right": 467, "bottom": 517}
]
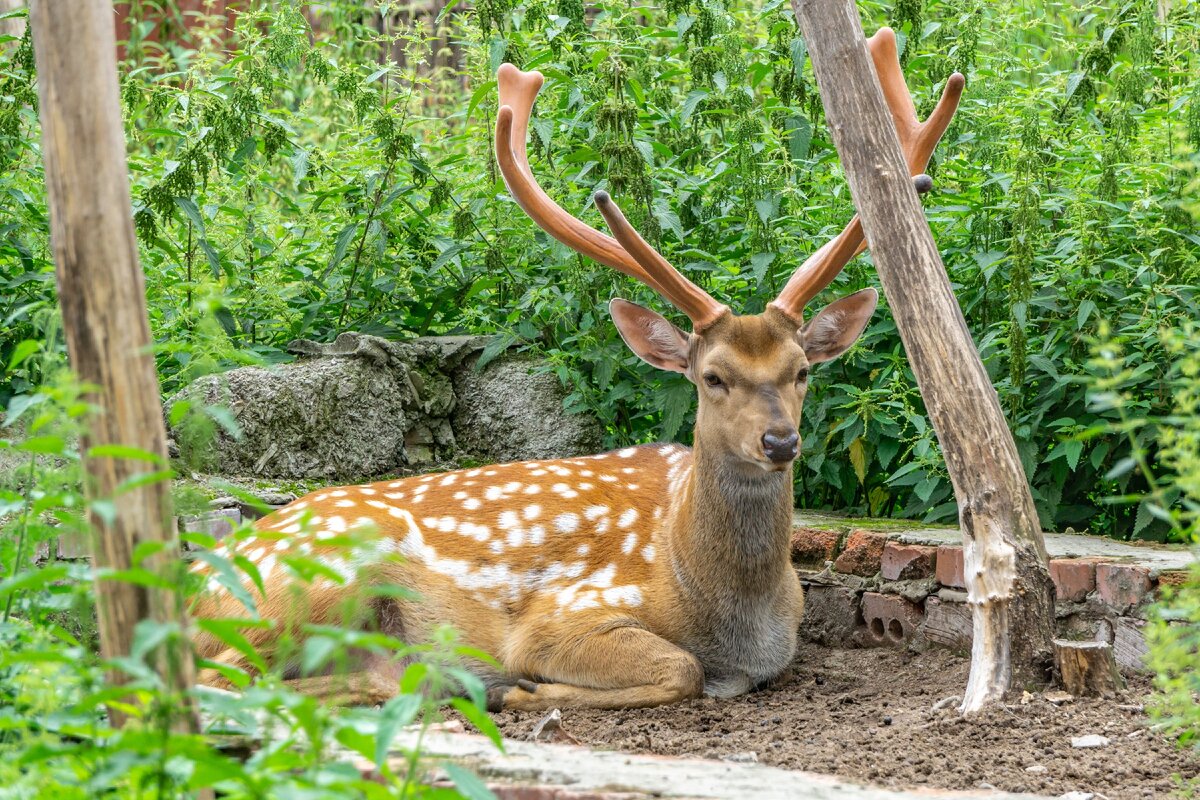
[
  {"left": 610, "top": 298, "right": 692, "bottom": 375},
  {"left": 800, "top": 288, "right": 878, "bottom": 364}
]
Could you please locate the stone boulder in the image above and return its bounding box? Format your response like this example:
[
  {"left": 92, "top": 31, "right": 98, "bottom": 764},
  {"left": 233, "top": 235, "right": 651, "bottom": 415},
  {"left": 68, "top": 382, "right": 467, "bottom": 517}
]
[{"left": 168, "top": 333, "right": 602, "bottom": 479}]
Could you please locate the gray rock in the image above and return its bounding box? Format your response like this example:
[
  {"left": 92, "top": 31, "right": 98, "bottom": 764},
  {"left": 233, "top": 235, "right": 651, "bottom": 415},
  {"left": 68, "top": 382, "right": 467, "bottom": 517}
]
[
  {"left": 167, "top": 333, "right": 602, "bottom": 480},
  {"left": 451, "top": 351, "right": 602, "bottom": 464}
]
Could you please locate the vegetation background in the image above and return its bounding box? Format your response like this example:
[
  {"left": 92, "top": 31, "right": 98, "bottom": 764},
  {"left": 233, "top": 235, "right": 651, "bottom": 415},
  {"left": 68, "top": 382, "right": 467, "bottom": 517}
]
[
  {"left": 0, "top": 1, "right": 1198, "bottom": 796},
  {"left": 0, "top": 0, "right": 1197, "bottom": 538}
]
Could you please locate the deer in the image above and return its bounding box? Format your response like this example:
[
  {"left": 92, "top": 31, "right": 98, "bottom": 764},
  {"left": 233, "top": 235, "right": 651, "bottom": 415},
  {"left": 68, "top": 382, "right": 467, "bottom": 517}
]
[{"left": 190, "top": 28, "right": 963, "bottom": 711}]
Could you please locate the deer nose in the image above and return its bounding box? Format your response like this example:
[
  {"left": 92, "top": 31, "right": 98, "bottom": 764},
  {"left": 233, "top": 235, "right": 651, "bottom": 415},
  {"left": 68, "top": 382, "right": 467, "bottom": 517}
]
[{"left": 761, "top": 431, "right": 799, "bottom": 463}]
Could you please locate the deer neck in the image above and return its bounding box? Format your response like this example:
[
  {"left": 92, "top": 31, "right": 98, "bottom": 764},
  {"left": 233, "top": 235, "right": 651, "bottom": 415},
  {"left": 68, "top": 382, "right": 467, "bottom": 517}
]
[{"left": 668, "top": 440, "right": 794, "bottom": 596}]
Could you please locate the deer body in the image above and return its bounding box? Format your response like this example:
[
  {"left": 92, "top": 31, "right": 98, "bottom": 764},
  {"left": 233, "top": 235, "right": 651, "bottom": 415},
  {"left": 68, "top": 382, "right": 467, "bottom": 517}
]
[{"left": 192, "top": 29, "right": 962, "bottom": 710}]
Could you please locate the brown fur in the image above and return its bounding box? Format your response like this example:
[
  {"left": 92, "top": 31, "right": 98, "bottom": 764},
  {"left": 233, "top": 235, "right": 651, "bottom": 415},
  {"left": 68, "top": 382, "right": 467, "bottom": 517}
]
[{"left": 191, "top": 298, "right": 875, "bottom": 710}]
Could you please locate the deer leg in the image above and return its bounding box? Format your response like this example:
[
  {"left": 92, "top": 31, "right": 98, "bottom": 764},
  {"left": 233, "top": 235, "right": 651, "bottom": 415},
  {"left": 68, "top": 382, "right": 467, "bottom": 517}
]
[{"left": 496, "top": 622, "right": 704, "bottom": 711}]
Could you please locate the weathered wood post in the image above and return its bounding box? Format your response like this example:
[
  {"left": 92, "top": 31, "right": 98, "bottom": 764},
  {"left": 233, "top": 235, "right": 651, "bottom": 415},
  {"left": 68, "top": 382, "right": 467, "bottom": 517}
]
[
  {"left": 30, "top": 0, "right": 198, "bottom": 727},
  {"left": 790, "top": 0, "right": 1056, "bottom": 712}
]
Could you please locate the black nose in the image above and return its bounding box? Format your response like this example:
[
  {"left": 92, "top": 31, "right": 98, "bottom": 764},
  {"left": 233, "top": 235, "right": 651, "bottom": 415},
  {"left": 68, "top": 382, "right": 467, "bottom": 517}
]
[{"left": 761, "top": 431, "right": 799, "bottom": 463}]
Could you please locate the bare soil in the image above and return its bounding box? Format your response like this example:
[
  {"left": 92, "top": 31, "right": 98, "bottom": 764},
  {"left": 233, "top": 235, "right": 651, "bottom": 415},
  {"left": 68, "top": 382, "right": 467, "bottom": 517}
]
[{"left": 490, "top": 642, "right": 1199, "bottom": 799}]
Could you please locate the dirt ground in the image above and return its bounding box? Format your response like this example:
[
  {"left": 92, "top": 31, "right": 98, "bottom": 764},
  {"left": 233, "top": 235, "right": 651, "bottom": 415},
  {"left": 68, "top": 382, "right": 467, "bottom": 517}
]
[{"left": 490, "top": 642, "right": 1199, "bottom": 799}]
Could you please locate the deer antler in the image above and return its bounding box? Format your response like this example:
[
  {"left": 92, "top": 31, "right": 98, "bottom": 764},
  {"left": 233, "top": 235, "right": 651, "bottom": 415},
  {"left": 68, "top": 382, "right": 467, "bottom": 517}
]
[
  {"left": 495, "top": 64, "right": 729, "bottom": 331},
  {"left": 770, "top": 27, "right": 965, "bottom": 323}
]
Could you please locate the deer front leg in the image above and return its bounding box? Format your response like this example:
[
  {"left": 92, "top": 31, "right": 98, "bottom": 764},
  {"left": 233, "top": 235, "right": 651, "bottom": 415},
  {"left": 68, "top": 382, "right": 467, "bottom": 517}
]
[{"left": 495, "top": 620, "right": 704, "bottom": 711}]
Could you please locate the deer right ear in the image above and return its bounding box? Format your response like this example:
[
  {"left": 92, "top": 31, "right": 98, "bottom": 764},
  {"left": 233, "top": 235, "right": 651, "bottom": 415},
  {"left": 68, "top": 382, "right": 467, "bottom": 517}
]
[{"left": 610, "top": 298, "right": 692, "bottom": 375}]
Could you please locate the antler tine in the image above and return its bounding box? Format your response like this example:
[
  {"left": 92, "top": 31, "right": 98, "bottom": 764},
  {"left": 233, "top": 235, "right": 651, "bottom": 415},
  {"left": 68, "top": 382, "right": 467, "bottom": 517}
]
[
  {"left": 495, "top": 64, "right": 728, "bottom": 330},
  {"left": 769, "top": 28, "right": 964, "bottom": 323},
  {"left": 593, "top": 192, "right": 729, "bottom": 330}
]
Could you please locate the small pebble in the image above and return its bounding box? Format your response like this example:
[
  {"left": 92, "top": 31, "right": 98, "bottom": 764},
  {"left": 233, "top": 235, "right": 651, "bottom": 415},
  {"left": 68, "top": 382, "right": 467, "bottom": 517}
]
[
  {"left": 721, "top": 751, "right": 758, "bottom": 764},
  {"left": 1026, "top": 764, "right": 1048, "bottom": 774},
  {"left": 1071, "top": 734, "right": 1110, "bottom": 748},
  {"left": 881, "top": 716, "right": 892, "bottom": 726}
]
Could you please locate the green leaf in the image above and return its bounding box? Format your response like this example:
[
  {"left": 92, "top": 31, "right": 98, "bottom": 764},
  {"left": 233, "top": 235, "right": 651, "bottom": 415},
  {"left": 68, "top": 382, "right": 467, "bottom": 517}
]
[
  {"left": 786, "top": 115, "right": 812, "bottom": 162},
  {"left": 87, "top": 444, "right": 166, "bottom": 464},
  {"left": 444, "top": 763, "right": 498, "bottom": 800},
  {"left": 680, "top": 90, "right": 708, "bottom": 125},
  {"left": 195, "top": 618, "right": 268, "bottom": 674},
  {"left": 449, "top": 697, "right": 504, "bottom": 748},
  {"left": 1062, "top": 439, "right": 1083, "bottom": 471},
  {"left": 326, "top": 222, "right": 358, "bottom": 276},
  {"left": 1105, "top": 457, "right": 1137, "bottom": 481},
  {"left": 848, "top": 437, "right": 867, "bottom": 485},
  {"left": 7, "top": 339, "right": 39, "bottom": 370},
  {"left": 374, "top": 694, "right": 421, "bottom": 767}
]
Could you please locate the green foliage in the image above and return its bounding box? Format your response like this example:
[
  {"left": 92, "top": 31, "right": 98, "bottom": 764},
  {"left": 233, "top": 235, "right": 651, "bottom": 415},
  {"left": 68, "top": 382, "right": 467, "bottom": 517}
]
[
  {"left": 1, "top": 1, "right": 1199, "bottom": 538},
  {"left": 0, "top": 384, "right": 500, "bottom": 798},
  {"left": 1140, "top": 325, "right": 1200, "bottom": 777}
]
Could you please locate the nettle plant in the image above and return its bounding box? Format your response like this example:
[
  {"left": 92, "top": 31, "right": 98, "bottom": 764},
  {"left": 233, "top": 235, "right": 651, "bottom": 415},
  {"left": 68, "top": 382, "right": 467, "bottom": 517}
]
[
  {"left": 0, "top": 387, "right": 502, "bottom": 798},
  {"left": 2, "top": 0, "right": 1199, "bottom": 538}
]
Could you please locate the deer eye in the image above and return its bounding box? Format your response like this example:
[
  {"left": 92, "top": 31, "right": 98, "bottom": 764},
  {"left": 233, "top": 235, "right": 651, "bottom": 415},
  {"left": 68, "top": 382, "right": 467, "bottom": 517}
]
[
  {"left": 796, "top": 368, "right": 810, "bottom": 384},
  {"left": 703, "top": 373, "right": 724, "bottom": 388}
]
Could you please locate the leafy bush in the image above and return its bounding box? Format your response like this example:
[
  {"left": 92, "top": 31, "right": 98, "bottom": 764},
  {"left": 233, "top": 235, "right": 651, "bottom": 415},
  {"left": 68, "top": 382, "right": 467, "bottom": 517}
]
[
  {"left": 1, "top": 0, "right": 1199, "bottom": 541},
  {"left": 0, "top": 384, "right": 502, "bottom": 798},
  {"left": 1142, "top": 325, "right": 1200, "bottom": 778}
]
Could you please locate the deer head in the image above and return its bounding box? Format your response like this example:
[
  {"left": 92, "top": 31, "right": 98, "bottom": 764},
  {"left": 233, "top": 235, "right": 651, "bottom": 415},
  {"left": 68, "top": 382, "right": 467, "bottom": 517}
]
[{"left": 495, "top": 28, "right": 963, "bottom": 475}]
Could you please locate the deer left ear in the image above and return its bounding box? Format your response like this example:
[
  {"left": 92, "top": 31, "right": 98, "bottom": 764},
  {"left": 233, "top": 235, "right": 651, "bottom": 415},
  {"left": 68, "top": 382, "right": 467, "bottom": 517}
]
[
  {"left": 799, "top": 288, "right": 878, "bottom": 364},
  {"left": 610, "top": 298, "right": 692, "bottom": 374}
]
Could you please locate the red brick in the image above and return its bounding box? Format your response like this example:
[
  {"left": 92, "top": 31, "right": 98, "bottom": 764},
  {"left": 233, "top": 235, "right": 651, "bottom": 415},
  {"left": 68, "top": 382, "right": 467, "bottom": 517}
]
[
  {"left": 861, "top": 591, "right": 924, "bottom": 646},
  {"left": 1049, "top": 558, "right": 1099, "bottom": 603},
  {"left": 1096, "top": 563, "right": 1152, "bottom": 611},
  {"left": 935, "top": 545, "right": 965, "bottom": 589},
  {"left": 881, "top": 542, "right": 938, "bottom": 581},
  {"left": 832, "top": 529, "right": 887, "bottom": 577},
  {"left": 790, "top": 526, "right": 841, "bottom": 567}
]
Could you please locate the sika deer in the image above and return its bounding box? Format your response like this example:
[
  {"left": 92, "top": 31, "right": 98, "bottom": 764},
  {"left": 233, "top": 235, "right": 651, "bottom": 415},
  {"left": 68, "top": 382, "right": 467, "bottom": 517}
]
[{"left": 190, "top": 28, "right": 962, "bottom": 710}]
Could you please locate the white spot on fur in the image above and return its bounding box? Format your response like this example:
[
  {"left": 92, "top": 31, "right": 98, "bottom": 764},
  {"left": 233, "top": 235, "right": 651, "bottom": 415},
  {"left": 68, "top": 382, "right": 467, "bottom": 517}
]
[
  {"left": 335, "top": 499, "right": 356, "bottom": 508},
  {"left": 621, "top": 533, "right": 637, "bottom": 554},
  {"left": 618, "top": 509, "right": 638, "bottom": 528},
  {"left": 584, "top": 505, "right": 609, "bottom": 521},
  {"left": 331, "top": 490, "right": 348, "bottom": 498},
  {"left": 523, "top": 504, "right": 542, "bottom": 520},
  {"left": 440, "top": 474, "right": 458, "bottom": 486},
  {"left": 359, "top": 487, "right": 376, "bottom": 495},
  {"left": 385, "top": 491, "right": 404, "bottom": 500},
  {"left": 603, "top": 585, "right": 643, "bottom": 607},
  {"left": 600, "top": 474, "right": 618, "bottom": 483},
  {"left": 642, "top": 544, "right": 656, "bottom": 562},
  {"left": 618, "top": 448, "right": 637, "bottom": 458},
  {"left": 463, "top": 498, "right": 481, "bottom": 510},
  {"left": 555, "top": 513, "right": 580, "bottom": 533}
]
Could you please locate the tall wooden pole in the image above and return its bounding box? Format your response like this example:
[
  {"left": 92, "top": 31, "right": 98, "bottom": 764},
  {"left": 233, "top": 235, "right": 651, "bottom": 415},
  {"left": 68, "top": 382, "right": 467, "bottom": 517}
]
[
  {"left": 30, "top": 0, "right": 198, "bottom": 727},
  {"left": 791, "top": 0, "right": 1055, "bottom": 712}
]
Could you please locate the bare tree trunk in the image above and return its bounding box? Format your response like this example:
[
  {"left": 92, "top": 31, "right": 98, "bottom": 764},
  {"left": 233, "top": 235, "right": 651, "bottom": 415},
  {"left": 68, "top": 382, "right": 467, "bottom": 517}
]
[
  {"left": 29, "top": 0, "right": 198, "bottom": 729},
  {"left": 791, "top": 0, "right": 1055, "bottom": 713}
]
